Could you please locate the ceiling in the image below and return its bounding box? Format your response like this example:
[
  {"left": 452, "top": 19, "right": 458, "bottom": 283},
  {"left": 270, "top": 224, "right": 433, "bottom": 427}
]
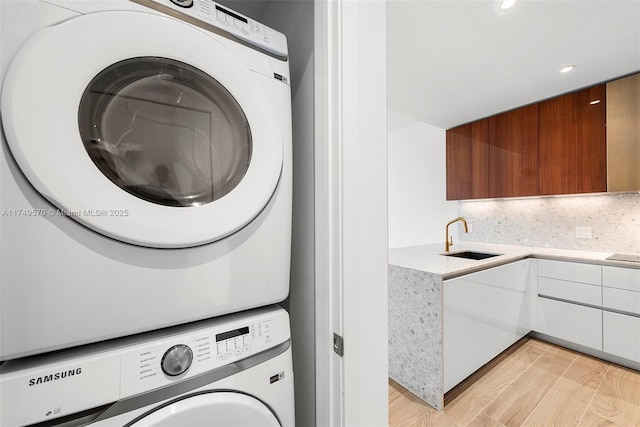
[{"left": 387, "top": 0, "right": 640, "bottom": 130}]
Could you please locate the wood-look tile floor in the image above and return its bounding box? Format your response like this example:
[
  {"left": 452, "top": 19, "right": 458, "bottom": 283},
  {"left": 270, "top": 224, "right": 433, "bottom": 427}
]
[{"left": 389, "top": 337, "right": 640, "bottom": 427}]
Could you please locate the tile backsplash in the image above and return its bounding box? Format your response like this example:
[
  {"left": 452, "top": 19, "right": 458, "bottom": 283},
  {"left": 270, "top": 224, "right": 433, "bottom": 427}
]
[{"left": 458, "top": 192, "right": 640, "bottom": 254}]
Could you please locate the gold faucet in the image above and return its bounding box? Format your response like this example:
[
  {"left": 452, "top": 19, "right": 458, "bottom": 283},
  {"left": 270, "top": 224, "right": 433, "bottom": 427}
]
[{"left": 445, "top": 217, "right": 469, "bottom": 252}]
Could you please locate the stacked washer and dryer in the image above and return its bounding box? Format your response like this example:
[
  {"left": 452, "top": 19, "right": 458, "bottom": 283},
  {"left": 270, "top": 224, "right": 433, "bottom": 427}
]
[{"left": 0, "top": 0, "right": 294, "bottom": 425}]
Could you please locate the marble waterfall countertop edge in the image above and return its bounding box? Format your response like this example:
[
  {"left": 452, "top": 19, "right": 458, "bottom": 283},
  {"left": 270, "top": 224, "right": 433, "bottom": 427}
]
[{"left": 388, "top": 242, "right": 640, "bottom": 280}]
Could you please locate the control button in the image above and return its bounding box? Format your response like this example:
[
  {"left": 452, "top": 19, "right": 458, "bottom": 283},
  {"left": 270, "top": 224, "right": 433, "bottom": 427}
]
[
  {"left": 170, "top": 0, "right": 194, "bottom": 8},
  {"left": 161, "top": 344, "right": 193, "bottom": 377}
]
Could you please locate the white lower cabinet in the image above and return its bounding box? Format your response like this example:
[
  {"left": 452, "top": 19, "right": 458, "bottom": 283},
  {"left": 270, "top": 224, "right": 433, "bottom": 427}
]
[
  {"left": 538, "top": 277, "right": 602, "bottom": 306},
  {"left": 535, "top": 259, "right": 603, "bottom": 352},
  {"left": 603, "top": 266, "right": 640, "bottom": 292},
  {"left": 602, "top": 266, "right": 640, "bottom": 314},
  {"left": 444, "top": 260, "right": 532, "bottom": 392},
  {"left": 443, "top": 259, "right": 639, "bottom": 397},
  {"left": 535, "top": 261, "right": 640, "bottom": 365},
  {"left": 538, "top": 259, "right": 602, "bottom": 285},
  {"left": 601, "top": 266, "right": 640, "bottom": 363},
  {"left": 536, "top": 297, "right": 603, "bottom": 351},
  {"left": 603, "top": 287, "right": 640, "bottom": 314},
  {"left": 603, "top": 311, "right": 640, "bottom": 361}
]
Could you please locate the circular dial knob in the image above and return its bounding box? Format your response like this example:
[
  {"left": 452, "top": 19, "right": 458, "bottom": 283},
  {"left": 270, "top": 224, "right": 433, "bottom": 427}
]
[{"left": 161, "top": 344, "right": 193, "bottom": 377}]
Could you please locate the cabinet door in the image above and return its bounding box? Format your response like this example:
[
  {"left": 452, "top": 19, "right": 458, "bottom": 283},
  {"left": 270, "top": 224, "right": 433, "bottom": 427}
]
[
  {"left": 446, "top": 119, "right": 490, "bottom": 200},
  {"left": 603, "top": 287, "right": 640, "bottom": 315},
  {"left": 488, "top": 104, "right": 539, "bottom": 198},
  {"left": 538, "top": 259, "right": 602, "bottom": 286},
  {"left": 603, "top": 266, "right": 640, "bottom": 292},
  {"left": 538, "top": 277, "right": 602, "bottom": 306},
  {"left": 539, "top": 85, "right": 606, "bottom": 195},
  {"left": 603, "top": 311, "right": 640, "bottom": 362},
  {"left": 602, "top": 266, "right": 640, "bottom": 315},
  {"left": 607, "top": 72, "right": 640, "bottom": 192},
  {"left": 444, "top": 260, "right": 532, "bottom": 391},
  {"left": 536, "top": 297, "right": 602, "bottom": 351}
]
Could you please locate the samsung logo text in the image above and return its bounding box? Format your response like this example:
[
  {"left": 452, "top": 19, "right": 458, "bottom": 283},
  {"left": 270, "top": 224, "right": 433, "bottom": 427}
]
[{"left": 28, "top": 368, "right": 82, "bottom": 386}]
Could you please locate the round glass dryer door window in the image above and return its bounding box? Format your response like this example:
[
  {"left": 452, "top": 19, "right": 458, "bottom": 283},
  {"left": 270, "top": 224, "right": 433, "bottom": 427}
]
[
  {"left": 0, "top": 11, "right": 284, "bottom": 248},
  {"left": 79, "top": 57, "right": 251, "bottom": 208}
]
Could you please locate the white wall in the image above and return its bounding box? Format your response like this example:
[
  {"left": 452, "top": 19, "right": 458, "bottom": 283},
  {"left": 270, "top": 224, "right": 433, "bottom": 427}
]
[
  {"left": 314, "top": 1, "right": 388, "bottom": 425},
  {"left": 388, "top": 110, "right": 458, "bottom": 249},
  {"left": 328, "top": 2, "right": 388, "bottom": 425}
]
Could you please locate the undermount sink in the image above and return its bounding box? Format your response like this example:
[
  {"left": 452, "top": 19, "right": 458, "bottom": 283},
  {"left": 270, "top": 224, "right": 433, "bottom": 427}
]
[{"left": 443, "top": 251, "right": 502, "bottom": 260}]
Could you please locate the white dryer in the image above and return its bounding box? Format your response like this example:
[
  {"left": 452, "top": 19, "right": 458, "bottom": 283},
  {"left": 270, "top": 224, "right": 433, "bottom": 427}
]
[
  {"left": 0, "top": 305, "right": 294, "bottom": 427},
  {"left": 0, "top": 0, "right": 292, "bottom": 360}
]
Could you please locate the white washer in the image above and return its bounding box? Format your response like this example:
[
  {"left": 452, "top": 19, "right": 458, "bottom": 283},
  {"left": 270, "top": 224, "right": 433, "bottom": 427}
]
[
  {"left": 0, "top": 0, "right": 292, "bottom": 360},
  {"left": 0, "top": 305, "right": 294, "bottom": 427}
]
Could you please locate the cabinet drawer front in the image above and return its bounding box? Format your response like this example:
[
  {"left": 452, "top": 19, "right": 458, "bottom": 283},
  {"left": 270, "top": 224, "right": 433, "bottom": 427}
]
[
  {"left": 536, "top": 297, "right": 602, "bottom": 351},
  {"left": 538, "top": 259, "right": 601, "bottom": 285},
  {"left": 603, "top": 266, "right": 640, "bottom": 292},
  {"left": 603, "top": 287, "right": 640, "bottom": 315},
  {"left": 538, "top": 277, "right": 602, "bottom": 306},
  {"left": 603, "top": 311, "right": 640, "bottom": 362}
]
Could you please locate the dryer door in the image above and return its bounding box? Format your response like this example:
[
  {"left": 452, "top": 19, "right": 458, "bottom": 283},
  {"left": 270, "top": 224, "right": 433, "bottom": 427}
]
[
  {"left": 1, "top": 11, "right": 284, "bottom": 248},
  {"left": 128, "top": 392, "right": 281, "bottom": 427}
]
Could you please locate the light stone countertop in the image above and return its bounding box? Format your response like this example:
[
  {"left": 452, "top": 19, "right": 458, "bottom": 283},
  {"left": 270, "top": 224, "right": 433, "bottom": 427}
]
[{"left": 389, "top": 242, "right": 640, "bottom": 279}]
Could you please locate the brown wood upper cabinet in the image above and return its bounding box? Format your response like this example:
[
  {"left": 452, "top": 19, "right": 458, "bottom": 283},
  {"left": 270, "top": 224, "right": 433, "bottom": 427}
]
[
  {"left": 446, "top": 119, "right": 489, "bottom": 200},
  {"left": 538, "top": 85, "right": 606, "bottom": 196},
  {"left": 446, "top": 85, "right": 607, "bottom": 200},
  {"left": 488, "top": 104, "right": 539, "bottom": 198}
]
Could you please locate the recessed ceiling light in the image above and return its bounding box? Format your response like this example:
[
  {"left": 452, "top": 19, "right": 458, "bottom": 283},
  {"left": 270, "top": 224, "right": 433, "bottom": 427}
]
[
  {"left": 499, "top": 0, "right": 517, "bottom": 10},
  {"left": 559, "top": 65, "right": 576, "bottom": 74}
]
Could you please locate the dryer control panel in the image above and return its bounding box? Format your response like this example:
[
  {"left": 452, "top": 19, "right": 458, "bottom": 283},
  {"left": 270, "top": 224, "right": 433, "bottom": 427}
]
[{"left": 141, "top": 0, "right": 288, "bottom": 58}]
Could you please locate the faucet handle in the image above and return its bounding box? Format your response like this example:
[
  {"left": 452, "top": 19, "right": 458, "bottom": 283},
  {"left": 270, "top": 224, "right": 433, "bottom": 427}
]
[{"left": 445, "top": 235, "right": 454, "bottom": 253}]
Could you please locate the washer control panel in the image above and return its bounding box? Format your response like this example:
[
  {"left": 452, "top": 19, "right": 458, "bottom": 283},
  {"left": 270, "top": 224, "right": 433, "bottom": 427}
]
[
  {"left": 119, "top": 308, "right": 289, "bottom": 398},
  {"left": 146, "top": 0, "right": 288, "bottom": 57},
  {"left": 0, "top": 306, "right": 289, "bottom": 427}
]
